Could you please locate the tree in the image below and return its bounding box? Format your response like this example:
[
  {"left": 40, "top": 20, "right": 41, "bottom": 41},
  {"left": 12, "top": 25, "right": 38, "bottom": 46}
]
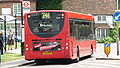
[
  {"left": 118, "top": 0, "right": 120, "bottom": 10},
  {"left": 36, "top": 0, "right": 63, "bottom": 10}
]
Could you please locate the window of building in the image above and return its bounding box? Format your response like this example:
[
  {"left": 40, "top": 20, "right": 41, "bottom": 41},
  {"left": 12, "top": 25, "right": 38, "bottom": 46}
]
[
  {"left": 97, "top": 16, "right": 101, "bottom": 21},
  {"left": 13, "top": 3, "right": 21, "bottom": 16},
  {"left": 97, "top": 16, "right": 106, "bottom": 21},
  {"left": 102, "top": 16, "right": 106, "bottom": 21},
  {"left": 97, "top": 29, "right": 101, "bottom": 38}
]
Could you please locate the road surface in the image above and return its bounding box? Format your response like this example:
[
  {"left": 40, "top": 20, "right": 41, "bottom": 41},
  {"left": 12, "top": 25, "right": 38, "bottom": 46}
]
[{"left": 11, "top": 56, "right": 120, "bottom": 68}]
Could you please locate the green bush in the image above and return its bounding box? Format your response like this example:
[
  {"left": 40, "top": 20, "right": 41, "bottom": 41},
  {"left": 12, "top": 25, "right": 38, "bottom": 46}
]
[
  {"left": 109, "top": 28, "right": 117, "bottom": 41},
  {"left": 97, "top": 37, "right": 115, "bottom": 43}
]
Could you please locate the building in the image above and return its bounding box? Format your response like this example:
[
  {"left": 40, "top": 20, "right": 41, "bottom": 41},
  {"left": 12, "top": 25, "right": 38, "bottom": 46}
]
[
  {"left": 0, "top": 0, "right": 117, "bottom": 40},
  {"left": 63, "top": 0, "right": 116, "bottom": 40},
  {"left": 0, "top": 0, "right": 36, "bottom": 36}
]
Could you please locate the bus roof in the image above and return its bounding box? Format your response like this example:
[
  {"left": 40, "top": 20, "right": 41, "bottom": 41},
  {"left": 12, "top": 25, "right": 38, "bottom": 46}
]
[{"left": 24, "top": 10, "right": 93, "bottom": 16}]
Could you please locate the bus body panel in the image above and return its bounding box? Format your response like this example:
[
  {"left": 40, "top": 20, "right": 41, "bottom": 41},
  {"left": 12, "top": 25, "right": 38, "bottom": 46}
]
[{"left": 24, "top": 10, "right": 96, "bottom": 60}]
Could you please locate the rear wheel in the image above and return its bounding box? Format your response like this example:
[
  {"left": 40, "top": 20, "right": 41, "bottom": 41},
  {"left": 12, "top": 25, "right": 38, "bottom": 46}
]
[
  {"left": 35, "top": 59, "right": 45, "bottom": 65},
  {"left": 91, "top": 45, "right": 93, "bottom": 54},
  {"left": 74, "top": 47, "right": 80, "bottom": 63}
]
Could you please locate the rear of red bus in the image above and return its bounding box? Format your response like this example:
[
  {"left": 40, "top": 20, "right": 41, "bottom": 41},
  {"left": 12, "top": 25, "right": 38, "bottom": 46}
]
[{"left": 24, "top": 10, "right": 71, "bottom": 61}]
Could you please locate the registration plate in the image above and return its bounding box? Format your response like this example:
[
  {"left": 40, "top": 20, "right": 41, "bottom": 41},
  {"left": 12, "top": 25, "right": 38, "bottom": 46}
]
[{"left": 42, "top": 52, "right": 53, "bottom": 55}]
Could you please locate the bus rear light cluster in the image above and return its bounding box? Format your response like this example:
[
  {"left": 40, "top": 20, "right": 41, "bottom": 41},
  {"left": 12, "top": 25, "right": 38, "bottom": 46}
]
[{"left": 26, "top": 45, "right": 29, "bottom": 51}]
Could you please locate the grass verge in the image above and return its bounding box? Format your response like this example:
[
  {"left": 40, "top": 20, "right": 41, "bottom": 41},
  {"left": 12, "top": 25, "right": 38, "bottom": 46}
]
[{"left": 1, "top": 53, "right": 24, "bottom": 63}]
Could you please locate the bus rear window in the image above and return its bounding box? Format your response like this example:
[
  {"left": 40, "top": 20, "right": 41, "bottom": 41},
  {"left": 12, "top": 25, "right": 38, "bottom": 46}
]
[{"left": 28, "top": 12, "right": 64, "bottom": 38}]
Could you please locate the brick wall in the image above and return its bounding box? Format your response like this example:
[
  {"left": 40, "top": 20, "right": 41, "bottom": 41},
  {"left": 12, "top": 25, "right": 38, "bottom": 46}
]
[
  {"left": 63, "top": 0, "right": 116, "bottom": 15},
  {"left": 0, "top": 2, "right": 13, "bottom": 15},
  {"left": 0, "top": 1, "right": 36, "bottom": 18},
  {"left": 31, "top": 1, "right": 36, "bottom": 12}
]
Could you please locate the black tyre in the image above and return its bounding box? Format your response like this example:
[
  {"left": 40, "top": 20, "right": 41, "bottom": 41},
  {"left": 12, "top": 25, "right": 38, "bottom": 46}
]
[
  {"left": 74, "top": 47, "right": 80, "bottom": 63},
  {"left": 35, "top": 59, "right": 45, "bottom": 65},
  {"left": 91, "top": 45, "right": 93, "bottom": 54}
]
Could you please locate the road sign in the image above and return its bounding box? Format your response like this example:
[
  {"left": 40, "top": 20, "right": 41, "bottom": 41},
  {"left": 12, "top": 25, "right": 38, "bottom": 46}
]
[
  {"left": 23, "top": 1, "right": 30, "bottom": 8},
  {"left": 22, "top": 1, "right": 30, "bottom": 16},
  {"left": 113, "top": 12, "right": 120, "bottom": 21},
  {"left": 104, "top": 41, "right": 111, "bottom": 57}
]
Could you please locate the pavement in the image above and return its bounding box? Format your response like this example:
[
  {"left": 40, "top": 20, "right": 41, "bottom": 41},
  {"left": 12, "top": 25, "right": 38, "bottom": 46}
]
[
  {"left": 1, "top": 42, "right": 120, "bottom": 68},
  {"left": 5, "top": 49, "right": 21, "bottom": 54},
  {"left": 0, "top": 48, "right": 29, "bottom": 68},
  {"left": 94, "top": 42, "right": 120, "bottom": 60}
]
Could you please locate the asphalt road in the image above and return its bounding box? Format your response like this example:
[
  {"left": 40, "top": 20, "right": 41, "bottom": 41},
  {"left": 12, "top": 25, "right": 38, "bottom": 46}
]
[{"left": 10, "top": 56, "right": 120, "bottom": 68}]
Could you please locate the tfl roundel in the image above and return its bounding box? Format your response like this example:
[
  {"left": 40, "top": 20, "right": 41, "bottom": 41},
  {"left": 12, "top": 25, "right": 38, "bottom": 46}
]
[{"left": 23, "top": 1, "right": 30, "bottom": 8}]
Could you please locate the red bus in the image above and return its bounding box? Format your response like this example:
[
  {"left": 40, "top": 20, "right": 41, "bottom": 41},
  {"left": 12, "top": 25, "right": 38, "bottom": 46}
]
[{"left": 24, "top": 10, "right": 96, "bottom": 63}]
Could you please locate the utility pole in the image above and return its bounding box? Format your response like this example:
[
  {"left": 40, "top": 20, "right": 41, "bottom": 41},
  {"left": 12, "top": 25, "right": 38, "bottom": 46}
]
[
  {"left": 15, "top": 14, "right": 17, "bottom": 49},
  {"left": 4, "top": 16, "right": 6, "bottom": 52},
  {"left": 20, "top": 0, "right": 24, "bottom": 56},
  {"left": 113, "top": 12, "right": 120, "bottom": 56},
  {"left": 116, "top": 22, "right": 119, "bottom": 55},
  {"left": 116, "top": 0, "right": 120, "bottom": 55}
]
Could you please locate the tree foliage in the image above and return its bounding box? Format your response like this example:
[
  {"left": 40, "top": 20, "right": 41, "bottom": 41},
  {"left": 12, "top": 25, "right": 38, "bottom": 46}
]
[
  {"left": 36, "top": 0, "right": 63, "bottom": 10},
  {"left": 118, "top": 0, "right": 120, "bottom": 10},
  {"left": 109, "top": 28, "right": 117, "bottom": 42}
]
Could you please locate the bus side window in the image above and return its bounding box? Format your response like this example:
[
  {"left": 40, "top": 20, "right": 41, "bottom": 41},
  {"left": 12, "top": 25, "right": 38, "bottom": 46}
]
[
  {"left": 70, "top": 20, "right": 75, "bottom": 38},
  {"left": 69, "top": 19, "right": 95, "bottom": 40}
]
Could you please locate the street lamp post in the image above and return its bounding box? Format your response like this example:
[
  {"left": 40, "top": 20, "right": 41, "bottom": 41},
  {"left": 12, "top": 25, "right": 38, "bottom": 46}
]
[
  {"left": 116, "top": 0, "right": 120, "bottom": 55},
  {"left": 20, "top": 0, "right": 24, "bottom": 25},
  {"left": 113, "top": 12, "right": 120, "bottom": 56},
  {"left": 4, "top": 16, "right": 6, "bottom": 52},
  {"left": 15, "top": 14, "right": 17, "bottom": 49},
  {"left": 20, "top": 0, "right": 24, "bottom": 56},
  {"left": 116, "top": 22, "right": 119, "bottom": 55}
]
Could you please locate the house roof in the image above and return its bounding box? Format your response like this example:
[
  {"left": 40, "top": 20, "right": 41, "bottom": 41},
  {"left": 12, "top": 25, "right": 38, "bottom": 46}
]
[
  {"left": 0, "top": 0, "right": 19, "bottom": 1},
  {"left": 63, "top": 0, "right": 116, "bottom": 15},
  {"left": 95, "top": 23, "right": 114, "bottom": 28}
]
